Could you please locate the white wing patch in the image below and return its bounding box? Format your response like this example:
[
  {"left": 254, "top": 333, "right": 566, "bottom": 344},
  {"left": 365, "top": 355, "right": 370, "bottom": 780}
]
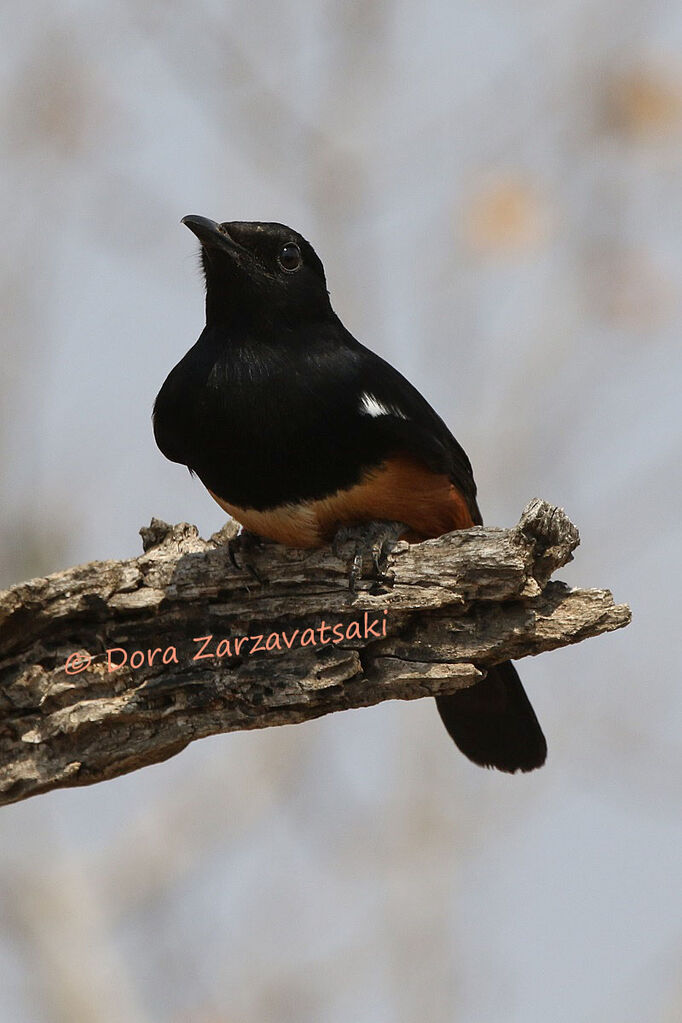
[{"left": 359, "top": 392, "right": 408, "bottom": 420}]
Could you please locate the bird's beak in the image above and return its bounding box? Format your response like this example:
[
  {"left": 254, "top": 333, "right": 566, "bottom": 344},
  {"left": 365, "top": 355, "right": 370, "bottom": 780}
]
[{"left": 181, "top": 215, "right": 241, "bottom": 254}]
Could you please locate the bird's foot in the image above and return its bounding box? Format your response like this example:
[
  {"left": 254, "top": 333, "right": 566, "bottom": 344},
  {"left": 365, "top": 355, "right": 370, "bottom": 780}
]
[
  {"left": 332, "top": 520, "right": 406, "bottom": 592},
  {"left": 227, "top": 527, "right": 267, "bottom": 585}
]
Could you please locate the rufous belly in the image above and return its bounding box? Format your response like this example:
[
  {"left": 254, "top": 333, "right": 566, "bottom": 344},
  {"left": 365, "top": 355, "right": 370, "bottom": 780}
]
[{"left": 208, "top": 455, "right": 474, "bottom": 548}]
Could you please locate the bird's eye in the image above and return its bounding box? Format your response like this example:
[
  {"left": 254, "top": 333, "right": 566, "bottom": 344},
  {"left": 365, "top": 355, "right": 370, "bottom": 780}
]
[{"left": 278, "top": 242, "right": 302, "bottom": 272}]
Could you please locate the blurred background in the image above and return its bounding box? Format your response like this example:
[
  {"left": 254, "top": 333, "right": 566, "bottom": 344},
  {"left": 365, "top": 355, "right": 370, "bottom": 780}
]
[{"left": 1, "top": 1, "right": 681, "bottom": 1020}]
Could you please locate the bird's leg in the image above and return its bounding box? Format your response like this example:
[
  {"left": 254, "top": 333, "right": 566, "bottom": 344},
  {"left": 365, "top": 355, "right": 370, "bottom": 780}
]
[
  {"left": 332, "top": 520, "right": 406, "bottom": 592},
  {"left": 227, "top": 526, "right": 267, "bottom": 585}
]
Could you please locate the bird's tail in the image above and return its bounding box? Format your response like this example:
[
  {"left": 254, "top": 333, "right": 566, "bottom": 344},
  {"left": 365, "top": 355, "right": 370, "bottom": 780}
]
[{"left": 435, "top": 660, "right": 546, "bottom": 772}]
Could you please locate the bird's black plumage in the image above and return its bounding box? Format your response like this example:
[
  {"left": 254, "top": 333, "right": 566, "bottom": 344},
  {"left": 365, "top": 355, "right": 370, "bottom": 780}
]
[
  {"left": 154, "top": 219, "right": 477, "bottom": 515},
  {"left": 153, "top": 216, "right": 547, "bottom": 772}
]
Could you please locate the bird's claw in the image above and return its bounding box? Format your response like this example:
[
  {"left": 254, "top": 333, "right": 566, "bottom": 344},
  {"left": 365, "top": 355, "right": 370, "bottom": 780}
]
[
  {"left": 332, "top": 521, "right": 405, "bottom": 592},
  {"left": 227, "top": 528, "right": 267, "bottom": 585}
]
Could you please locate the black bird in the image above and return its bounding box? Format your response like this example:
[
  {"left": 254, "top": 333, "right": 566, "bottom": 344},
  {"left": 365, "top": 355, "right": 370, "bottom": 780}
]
[{"left": 154, "top": 215, "right": 547, "bottom": 772}]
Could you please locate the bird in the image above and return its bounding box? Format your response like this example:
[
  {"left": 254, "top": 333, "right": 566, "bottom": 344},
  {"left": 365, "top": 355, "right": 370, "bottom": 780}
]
[{"left": 153, "top": 215, "right": 547, "bottom": 773}]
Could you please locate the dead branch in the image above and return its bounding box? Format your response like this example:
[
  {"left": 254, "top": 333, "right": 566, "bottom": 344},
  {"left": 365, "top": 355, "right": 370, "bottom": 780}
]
[{"left": 0, "top": 499, "right": 630, "bottom": 805}]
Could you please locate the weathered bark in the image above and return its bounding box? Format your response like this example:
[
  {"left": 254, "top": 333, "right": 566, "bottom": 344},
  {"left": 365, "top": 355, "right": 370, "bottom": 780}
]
[{"left": 0, "top": 499, "right": 630, "bottom": 806}]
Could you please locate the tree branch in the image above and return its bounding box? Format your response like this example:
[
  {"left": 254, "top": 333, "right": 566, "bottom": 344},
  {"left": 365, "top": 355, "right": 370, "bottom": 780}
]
[{"left": 0, "top": 499, "right": 630, "bottom": 805}]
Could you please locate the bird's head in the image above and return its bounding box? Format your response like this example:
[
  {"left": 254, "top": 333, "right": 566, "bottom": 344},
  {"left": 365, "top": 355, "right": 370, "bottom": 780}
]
[{"left": 182, "top": 216, "right": 332, "bottom": 329}]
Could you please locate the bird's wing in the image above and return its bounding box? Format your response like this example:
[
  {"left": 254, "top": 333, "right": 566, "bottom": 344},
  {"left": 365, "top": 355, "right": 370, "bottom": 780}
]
[{"left": 349, "top": 340, "right": 482, "bottom": 525}]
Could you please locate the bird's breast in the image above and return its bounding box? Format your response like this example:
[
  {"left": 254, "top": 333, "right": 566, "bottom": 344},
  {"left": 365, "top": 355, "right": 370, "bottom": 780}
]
[{"left": 157, "top": 333, "right": 392, "bottom": 511}]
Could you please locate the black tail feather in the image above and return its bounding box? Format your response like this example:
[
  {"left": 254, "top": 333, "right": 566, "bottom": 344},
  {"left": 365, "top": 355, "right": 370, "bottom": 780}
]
[{"left": 436, "top": 660, "right": 547, "bottom": 773}]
